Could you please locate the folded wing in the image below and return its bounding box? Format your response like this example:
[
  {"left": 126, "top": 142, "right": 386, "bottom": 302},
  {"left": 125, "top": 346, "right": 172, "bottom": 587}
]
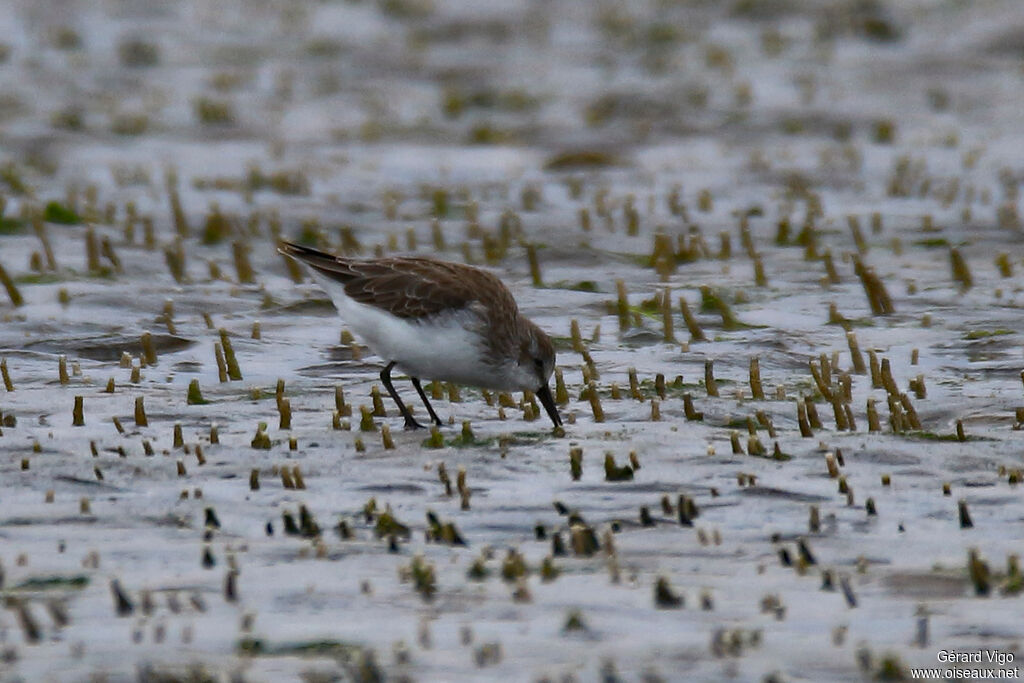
[{"left": 278, "top": 240, "right": 512, "bottom": 320}]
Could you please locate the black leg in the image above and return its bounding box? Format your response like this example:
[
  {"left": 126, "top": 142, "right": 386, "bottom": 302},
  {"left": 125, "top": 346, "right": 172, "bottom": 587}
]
[
  {"left": 411, "top": 377, "right": 443, "bottom": 427},
  {"left": 380, "top": 362, "right": 424, "bottom": 430}
]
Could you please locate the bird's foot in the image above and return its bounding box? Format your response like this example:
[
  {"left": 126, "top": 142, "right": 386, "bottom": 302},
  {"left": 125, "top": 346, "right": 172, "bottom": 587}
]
[{"left": 403, "top": 417, "right": 427, "bottom": 431}]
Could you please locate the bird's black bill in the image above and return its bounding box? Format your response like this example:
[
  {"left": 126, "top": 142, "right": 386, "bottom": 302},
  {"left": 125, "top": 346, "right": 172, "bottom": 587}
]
[{"left": 536, "top": 383, "right": 562, "bottom": 427}]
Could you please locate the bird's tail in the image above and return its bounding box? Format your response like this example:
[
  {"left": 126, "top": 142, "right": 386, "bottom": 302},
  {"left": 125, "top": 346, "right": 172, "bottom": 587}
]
[{"left": 278, "top": 240, "right": 356, "bottom": 281}]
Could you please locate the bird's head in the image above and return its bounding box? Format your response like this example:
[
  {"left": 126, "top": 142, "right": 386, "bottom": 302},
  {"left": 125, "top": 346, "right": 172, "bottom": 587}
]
[{"left": 514, "top": 320, "right": 561, "bottom": 427}]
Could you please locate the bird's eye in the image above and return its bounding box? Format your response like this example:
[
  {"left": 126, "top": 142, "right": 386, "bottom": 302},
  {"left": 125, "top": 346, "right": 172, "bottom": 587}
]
[{"left": 533, "top": 358, "right": 544, "bottom": 371}]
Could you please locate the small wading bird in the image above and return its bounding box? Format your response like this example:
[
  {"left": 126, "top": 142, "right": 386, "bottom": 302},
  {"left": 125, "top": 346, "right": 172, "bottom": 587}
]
[{"left": 279, "top": 241, "right": 562, "bottom": 429}]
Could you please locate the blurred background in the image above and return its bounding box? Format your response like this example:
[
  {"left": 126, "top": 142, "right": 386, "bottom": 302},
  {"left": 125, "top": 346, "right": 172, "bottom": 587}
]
[
  {"left": 1, "top": 1, "right": 1024, "bottom": 681},
  {"left": 0, "top": 0, "right": 1021, "bottom": 222}
]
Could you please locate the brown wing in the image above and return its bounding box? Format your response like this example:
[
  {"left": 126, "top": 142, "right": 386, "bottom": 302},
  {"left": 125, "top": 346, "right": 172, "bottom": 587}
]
[{"left": 278, "top": 240, "right": 516, "bottom": 320}]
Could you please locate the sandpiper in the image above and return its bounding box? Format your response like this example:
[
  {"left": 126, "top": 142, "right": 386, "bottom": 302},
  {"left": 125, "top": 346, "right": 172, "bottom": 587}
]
[{"left": 279, "top": 241, "right": 562, "bottom": 429}]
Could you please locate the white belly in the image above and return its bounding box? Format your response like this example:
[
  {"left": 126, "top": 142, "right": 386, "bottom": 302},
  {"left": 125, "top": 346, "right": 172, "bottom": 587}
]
[{"left": 314, "top": 274, "right": 507, "bottom": 388}]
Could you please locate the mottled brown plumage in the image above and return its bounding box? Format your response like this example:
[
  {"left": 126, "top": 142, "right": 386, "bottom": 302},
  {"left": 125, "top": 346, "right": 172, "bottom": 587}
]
[
  {"left": 279, "top": 242, "right": 522, "bottom": 362},
  {"left": 279, "top": 240, "right": 562, "bottom": 429}
]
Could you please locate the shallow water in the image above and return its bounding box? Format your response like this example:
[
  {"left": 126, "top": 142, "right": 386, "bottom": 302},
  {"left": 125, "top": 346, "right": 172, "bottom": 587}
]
[{"left": 1, "top": 0, "right": 1024, "bottom": 681}]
